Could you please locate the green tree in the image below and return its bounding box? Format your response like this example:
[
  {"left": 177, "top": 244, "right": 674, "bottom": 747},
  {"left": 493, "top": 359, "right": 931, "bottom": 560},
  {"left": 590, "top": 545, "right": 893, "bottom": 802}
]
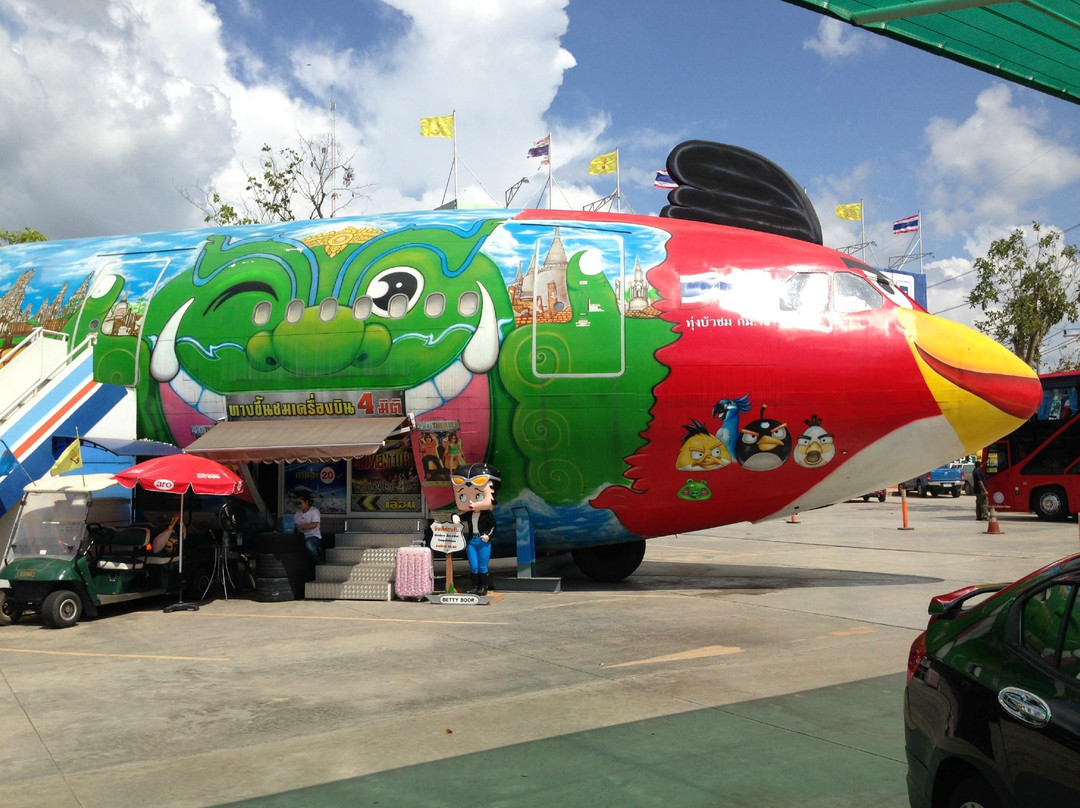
[
  {"left": 183, "top": 134, "right": 366, "bottom": 226},
  {"left": 967, "top": 222, "right": 1079, "bottom": 370},
  {"left": 0, "top": 227, "right": 48, "bottom": 245}
]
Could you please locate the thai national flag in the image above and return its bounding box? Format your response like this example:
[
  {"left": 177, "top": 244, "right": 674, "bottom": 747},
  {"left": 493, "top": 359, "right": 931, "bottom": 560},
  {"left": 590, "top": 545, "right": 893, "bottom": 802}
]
[
  {"left": 893, "top": 213, "right": 920, "bottom": 234},
  {"left": 527, "top": 135, "right": 550, "bottom": 158},
  {"left": 654, "top": 170, "right": 677, "bottom": 189}
]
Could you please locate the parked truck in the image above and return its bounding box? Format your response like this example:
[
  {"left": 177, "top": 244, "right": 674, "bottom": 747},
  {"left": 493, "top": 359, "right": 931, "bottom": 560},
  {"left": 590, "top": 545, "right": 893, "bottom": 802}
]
[{"left": 899, "top": 462, "right": 965, "bottom": 498}]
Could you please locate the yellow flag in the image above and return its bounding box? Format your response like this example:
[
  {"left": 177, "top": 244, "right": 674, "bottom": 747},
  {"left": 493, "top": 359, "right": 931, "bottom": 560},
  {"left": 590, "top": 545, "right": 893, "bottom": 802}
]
[
  {"left": 835, "top": 202, "right": 863, "bottom": 221},
  {"left": 588, "top": 151, "right": 618, "bottom": 175},
  {"left": 420, "top": 115, "right": 454, "bottom": 138},
  {"left": 50, "top": 438, "right": 82, "bottom": 476}
]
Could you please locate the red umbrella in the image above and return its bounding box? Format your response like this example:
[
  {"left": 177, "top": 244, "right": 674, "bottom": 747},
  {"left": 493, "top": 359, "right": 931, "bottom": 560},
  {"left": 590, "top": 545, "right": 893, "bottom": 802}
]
[
  {"left": 113, "top": 453, "right": 244, "bottom": 612},
  {"left": 113, "top": 453, "right": 244, "bottom": 497}
]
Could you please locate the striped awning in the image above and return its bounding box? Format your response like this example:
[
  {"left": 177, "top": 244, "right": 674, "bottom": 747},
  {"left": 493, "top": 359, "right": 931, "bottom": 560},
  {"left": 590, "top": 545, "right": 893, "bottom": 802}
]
[{"left": 183, "top": 417, "right": 407, "bottom": 464}]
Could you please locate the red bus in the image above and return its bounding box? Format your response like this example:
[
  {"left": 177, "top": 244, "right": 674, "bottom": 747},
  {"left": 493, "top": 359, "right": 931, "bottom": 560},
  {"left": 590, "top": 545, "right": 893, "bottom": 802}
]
[{"left": 983, "top": 371, "right": 1080, "bottom": 520}]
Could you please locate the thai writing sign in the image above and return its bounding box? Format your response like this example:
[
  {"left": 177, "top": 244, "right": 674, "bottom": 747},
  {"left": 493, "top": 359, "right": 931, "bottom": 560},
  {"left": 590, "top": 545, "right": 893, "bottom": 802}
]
[
  {"left": 430, "top": 521, "right": 465, "bottom": 554},
  {"left": 225, "top": 390, "right": 405, "bottom": 420}
]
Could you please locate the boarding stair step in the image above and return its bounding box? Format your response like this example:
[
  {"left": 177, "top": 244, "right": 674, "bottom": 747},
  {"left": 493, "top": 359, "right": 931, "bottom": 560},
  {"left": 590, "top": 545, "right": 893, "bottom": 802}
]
[
  {"left": 315, "top": 562, "right": 396, "bottom": 583},
  {"left": 326, "top": 546, "right": 399, "bottom": 565},
  {"left": 335, "top": 532, "right": 422, "bottom": 550},
  {"left": 308, "top": 520, "right": 426, "bottom": 601},
  {"left": 304, "top": 581, "right": 392, "bottom": 601}
]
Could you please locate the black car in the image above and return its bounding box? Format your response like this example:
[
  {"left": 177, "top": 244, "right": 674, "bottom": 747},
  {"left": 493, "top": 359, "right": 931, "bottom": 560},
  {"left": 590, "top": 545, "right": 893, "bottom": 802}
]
[{"left": 904, "top": 553, "right": 1080, "bottom": 807}]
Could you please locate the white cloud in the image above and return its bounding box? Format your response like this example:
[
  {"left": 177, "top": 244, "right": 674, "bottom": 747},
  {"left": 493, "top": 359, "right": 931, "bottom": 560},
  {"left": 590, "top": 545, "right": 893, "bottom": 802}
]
[
  {"left": 922, "top": 84, "right": 1080, "bottom": 238},
  {"left": 803, "top": 17, "right": 881, "bottom": 60},
  {"left": 0, "top": 0, "right": 591, "bottom": 239}
]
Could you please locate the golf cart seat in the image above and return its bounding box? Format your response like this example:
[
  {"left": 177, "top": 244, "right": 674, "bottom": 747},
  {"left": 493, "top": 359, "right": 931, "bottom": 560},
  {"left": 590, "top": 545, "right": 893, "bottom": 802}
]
[
  {"left": 98, "top": 558, "right": 144, "bottom": 571},
  {"left": 96, "top": 525, "right": 152, "bottom": 571}
]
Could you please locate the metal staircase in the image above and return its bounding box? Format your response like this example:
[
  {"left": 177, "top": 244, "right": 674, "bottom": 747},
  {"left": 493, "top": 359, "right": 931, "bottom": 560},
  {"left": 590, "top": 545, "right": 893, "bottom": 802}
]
[
  {"left": 304, "top": 517, "right": 425, "bottom": 601},
  {"left": 0, "top": 329, "right": 130, "bottom": 514}
]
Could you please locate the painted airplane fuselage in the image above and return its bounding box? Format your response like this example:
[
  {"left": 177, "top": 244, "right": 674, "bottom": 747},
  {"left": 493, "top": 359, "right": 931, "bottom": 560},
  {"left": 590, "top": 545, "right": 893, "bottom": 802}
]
[{"left": 0, "top": 208, "right": 1040, "bottom": 555}]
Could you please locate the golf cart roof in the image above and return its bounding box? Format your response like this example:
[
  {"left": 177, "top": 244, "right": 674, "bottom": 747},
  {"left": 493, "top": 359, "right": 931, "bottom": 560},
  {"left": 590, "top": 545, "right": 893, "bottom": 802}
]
[{"left": 23, "top": 473, "right": 131, "bottom": 496}]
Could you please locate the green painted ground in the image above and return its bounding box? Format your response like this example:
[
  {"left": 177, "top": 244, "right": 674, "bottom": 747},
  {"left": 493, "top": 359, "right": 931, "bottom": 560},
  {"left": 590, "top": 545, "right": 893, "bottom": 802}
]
[{"left": 219, "top": 673, "right": 908, "bottom": 808}]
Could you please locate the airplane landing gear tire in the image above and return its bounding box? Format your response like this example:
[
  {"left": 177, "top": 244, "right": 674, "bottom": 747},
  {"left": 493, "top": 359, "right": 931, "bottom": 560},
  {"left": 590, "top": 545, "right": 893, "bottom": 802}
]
[{"left": 570, "top": 540, "right": 646, "bottom": 583}]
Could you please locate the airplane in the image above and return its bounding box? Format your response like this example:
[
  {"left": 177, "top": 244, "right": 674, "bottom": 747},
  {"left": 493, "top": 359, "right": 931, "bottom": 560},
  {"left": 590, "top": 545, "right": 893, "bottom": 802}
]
[{"left": 0, "top": 140, "right": 1041, "bottom": 583}]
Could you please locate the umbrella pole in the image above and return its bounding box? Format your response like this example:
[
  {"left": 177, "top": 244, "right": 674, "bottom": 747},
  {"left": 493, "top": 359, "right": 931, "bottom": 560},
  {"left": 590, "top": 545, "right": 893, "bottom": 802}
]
[{"left": 164, "top": 491, "right": 199, "bottom": 613}]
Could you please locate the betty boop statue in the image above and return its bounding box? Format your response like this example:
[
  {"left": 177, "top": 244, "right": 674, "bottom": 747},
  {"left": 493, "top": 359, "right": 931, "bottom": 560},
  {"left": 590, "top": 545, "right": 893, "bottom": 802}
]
[{"left": 450, "top": 462, "right": 500, "bottom": 595}]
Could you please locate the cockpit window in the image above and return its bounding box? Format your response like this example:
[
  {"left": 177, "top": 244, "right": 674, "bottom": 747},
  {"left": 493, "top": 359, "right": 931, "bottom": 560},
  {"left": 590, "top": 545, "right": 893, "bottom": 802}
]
[
  {"left": 780, "top": 272, "right": 829, "bottom": 313},
  {"left": 780, "top": 271, "right": 883, "bottom": 314},
  {"left": 833, "top": 272, "right": 883, "bottom": 313}
]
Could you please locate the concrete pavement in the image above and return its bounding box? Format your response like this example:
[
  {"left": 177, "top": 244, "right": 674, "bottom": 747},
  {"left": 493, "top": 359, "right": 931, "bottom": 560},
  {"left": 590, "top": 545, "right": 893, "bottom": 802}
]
[{"left": 1, "top": 493, "right": 1076, "bottom": 807}]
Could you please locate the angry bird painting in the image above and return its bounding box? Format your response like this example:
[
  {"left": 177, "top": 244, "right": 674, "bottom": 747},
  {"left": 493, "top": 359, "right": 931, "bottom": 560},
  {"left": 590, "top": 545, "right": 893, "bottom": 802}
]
[
  {"left": 736, "top": 405, "right": 792, "bottom": 471},
  {"left": 676, "top": 420, "right": 733, "bottom": 471},
  {"left": 793, "top": 414, "right": 836, "bottom": 469}
]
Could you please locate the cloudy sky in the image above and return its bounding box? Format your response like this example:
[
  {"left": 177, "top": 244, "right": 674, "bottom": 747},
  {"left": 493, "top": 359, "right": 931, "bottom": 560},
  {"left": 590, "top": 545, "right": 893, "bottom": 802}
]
[{"left": 2, "top": 0, "right": 1079, "bottom": 364}]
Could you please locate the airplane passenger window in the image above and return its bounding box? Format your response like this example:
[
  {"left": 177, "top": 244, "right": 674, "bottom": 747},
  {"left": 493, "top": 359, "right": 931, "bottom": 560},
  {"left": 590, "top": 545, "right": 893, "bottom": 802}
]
[
  {"left": 252, "top": 301, "right": 272, "bottom": 326},
  {"left": 832, "top": 273, "right": 883, "bottom": 313},
  {"left": 425, "top": 293, "right": 445, "bottom": 318},
  {"left": 387, "top": 293, "right": 409, "bottom": 319},
  {"left": 779, "top": 272, "right": 829, "bottom": 313},
  {"left": 319, "top": 298, "right": 338, "bottom": 322},
  {"left": 458, "top": 291, "right": 479, "bottom": 317},
  {"left": 285, "top": 299, "right": 304, "bottom": 324},
  {"left": 353, "top": 296, "right": 372, "bottom": 321}
]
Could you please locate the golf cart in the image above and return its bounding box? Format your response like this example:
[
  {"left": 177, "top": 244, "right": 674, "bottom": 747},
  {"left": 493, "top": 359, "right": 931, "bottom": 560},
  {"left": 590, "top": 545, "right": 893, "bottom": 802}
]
[{"left": 0, "top": 473, "right": 212, "bottom": 628}]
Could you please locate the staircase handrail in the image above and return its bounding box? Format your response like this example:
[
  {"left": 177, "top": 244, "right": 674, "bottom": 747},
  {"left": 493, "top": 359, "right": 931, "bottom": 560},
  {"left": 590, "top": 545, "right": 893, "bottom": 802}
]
[
  {"left": 0, "top": 333, "right": 97, "bottom": 426},
  {"left": 0, "top": 327, "right": 70, "bottom": 371}
]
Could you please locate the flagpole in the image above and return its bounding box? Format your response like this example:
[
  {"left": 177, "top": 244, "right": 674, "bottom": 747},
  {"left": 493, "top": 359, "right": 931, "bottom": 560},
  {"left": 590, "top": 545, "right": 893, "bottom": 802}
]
[
  {"left": 452, "top": 110, "right": 459, "bottom": 208},
  {"left": 860, "top": 198, "right": 866, "bottom": 262},
  {"left": 615, "top": 148, "right": 622, "bottom": 214},
  {"left": 75, "top": 427, "right": 84, "bottom": 485},
  {"left": 918, "top": 210, "right": 924, "bottom": 274},
  {"left": 547, "top": 132, "right": 553, "bottom": 210}
]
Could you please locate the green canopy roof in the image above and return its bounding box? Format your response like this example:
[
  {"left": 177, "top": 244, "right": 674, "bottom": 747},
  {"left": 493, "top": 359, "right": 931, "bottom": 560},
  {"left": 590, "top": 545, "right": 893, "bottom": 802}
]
[{"left": 780, "top": 0, "right": 1080, "bottom": 105}]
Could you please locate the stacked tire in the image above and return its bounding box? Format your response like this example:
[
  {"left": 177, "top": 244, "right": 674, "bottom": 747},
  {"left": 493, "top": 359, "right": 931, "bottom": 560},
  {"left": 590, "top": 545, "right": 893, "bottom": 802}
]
[{"left": 253, "top": 532, "right": 311, "bottom": 601}]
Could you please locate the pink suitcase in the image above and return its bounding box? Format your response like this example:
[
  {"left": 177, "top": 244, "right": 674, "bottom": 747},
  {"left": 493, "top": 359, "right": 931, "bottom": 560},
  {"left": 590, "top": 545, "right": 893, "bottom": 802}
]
[{"left": 394, "top": 546, "right": 434, "bottom": 600}]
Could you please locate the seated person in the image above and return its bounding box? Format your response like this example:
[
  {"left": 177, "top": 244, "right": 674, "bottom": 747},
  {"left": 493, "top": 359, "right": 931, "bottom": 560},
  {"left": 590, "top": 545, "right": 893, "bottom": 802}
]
[{"left": 151, "top": 515, "right": 180, "bottom": 554}]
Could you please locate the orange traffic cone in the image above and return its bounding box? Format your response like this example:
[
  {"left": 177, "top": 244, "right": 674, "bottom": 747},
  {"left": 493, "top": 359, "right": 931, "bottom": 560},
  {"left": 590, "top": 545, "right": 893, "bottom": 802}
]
[
  {"left": 985, "top": 504, "right": 1003, "bottom": 535},
  {"left": 788, "top": 512, "right": 799, "bottom": 524}
]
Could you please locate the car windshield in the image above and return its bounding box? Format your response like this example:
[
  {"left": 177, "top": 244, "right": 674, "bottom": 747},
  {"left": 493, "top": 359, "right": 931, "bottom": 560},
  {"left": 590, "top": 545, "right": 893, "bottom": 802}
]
[{"left": 8, "top": 492, "right": 93, "bottom": 559}]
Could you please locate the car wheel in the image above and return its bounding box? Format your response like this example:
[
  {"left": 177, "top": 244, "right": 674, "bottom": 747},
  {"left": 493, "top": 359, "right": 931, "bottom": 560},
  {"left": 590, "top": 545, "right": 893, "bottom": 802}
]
[
  {"left": 41, "top": 589, "right": 82, "bottom": 629},
  {"left": 963, "top": 481, "right": 973, "bottom": 495},
  {"left": 946, "top": 775, "right": 1002, "bottom": 808},
  {"left": 0, "top": 591, "right": 24, "bottom": 626},
  {"left": 930, "top": 489, "right": 939, "bottom": 497},
  {"left": 862, "top": 495, "right": 870, "bottom": 502},
  {"left": 918, "top": 482, "right": 928, "bottom": 498},
  {"left": 1033, "top": 486, "right": 1069, "bottom": 521},
  {"left": 951, "top": 487, "right": 961, "bottom": 498}
]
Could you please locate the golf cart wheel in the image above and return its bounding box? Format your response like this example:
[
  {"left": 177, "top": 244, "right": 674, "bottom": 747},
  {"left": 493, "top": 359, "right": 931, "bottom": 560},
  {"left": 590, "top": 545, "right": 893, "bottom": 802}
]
[
  {"left": 862, "top": 495, "right": 870, "bottom": 502},
  {"left": 42, "top": 589, "right": 82, "bottom": 629},
  {"left": 878, "top": 492, "right": 886, "bottom": 502},
  {"left": 0, "top": 591, "right": 24, "bottom": 625}
]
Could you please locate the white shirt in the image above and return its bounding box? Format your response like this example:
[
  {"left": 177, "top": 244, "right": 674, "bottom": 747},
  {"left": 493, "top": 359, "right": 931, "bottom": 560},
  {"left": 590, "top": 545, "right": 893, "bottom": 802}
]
[{"left": 294, "top": 505, "right": 320, "bottom": 539}]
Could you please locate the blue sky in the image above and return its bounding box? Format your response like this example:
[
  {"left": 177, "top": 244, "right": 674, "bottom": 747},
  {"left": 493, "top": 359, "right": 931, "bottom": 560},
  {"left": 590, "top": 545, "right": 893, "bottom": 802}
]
[{"left": 1, "top": 0, "right": 1078, "bottom": 364}]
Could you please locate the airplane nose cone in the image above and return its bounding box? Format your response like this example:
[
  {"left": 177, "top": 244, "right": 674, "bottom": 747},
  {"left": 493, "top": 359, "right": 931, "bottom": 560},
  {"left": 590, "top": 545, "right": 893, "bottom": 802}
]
[{"left": 898, "top": 309, "right": 1042, "bottom": 453}]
